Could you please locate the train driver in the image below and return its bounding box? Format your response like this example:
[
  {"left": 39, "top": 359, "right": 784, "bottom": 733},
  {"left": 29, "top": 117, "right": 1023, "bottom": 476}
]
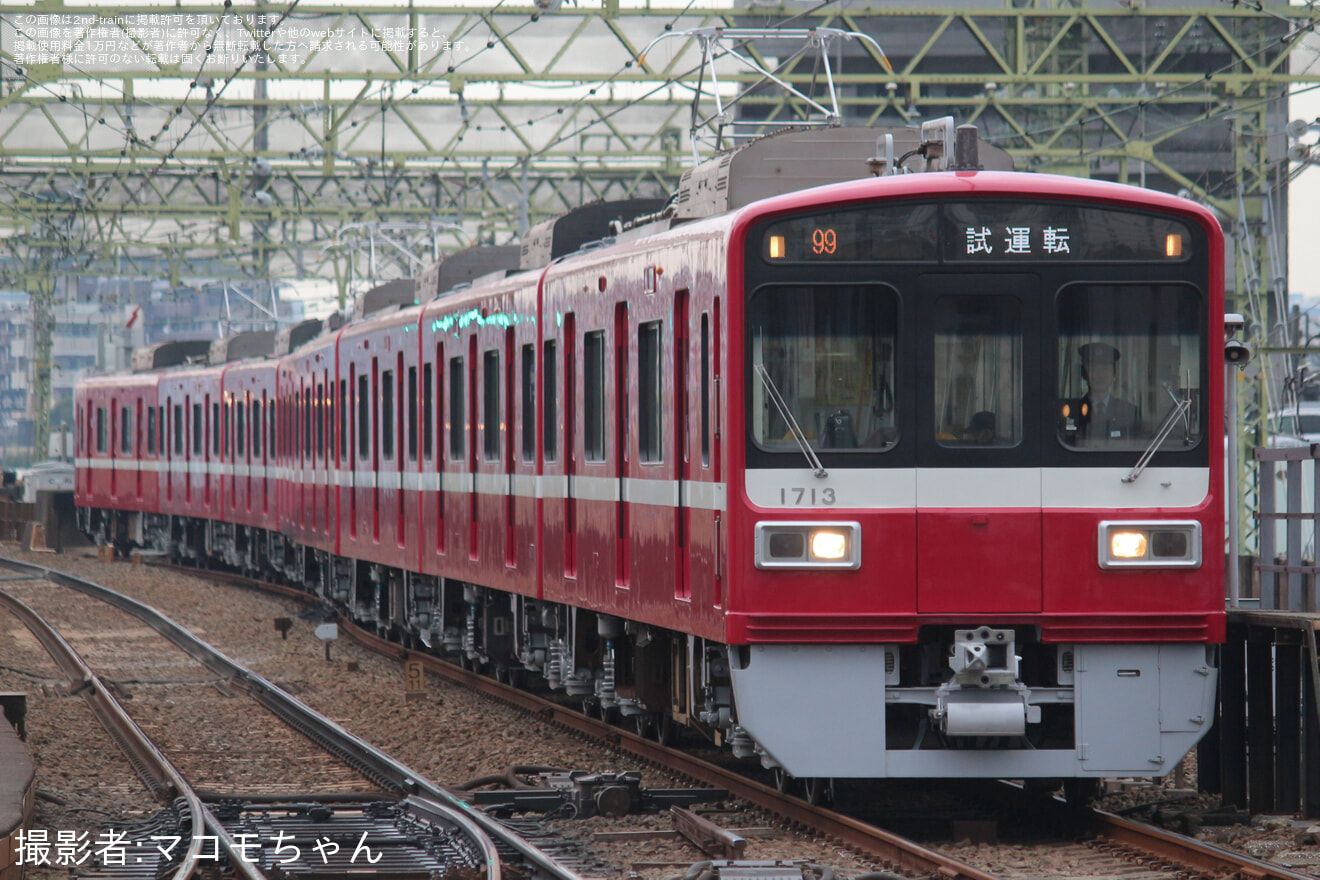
[{"left": 1074, "top": 342, "right": 1141, "bottom": 445}]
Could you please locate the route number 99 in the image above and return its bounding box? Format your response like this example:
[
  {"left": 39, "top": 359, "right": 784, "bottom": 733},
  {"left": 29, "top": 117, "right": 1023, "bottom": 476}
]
[{"left": 811, "top": 228, "right": 837, "bottom": 256}]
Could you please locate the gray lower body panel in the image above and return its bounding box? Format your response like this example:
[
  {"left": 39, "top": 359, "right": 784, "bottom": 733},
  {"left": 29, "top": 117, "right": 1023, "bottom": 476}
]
[{"left": 728, "top": 642, "right": 1216, "bottom": 778}]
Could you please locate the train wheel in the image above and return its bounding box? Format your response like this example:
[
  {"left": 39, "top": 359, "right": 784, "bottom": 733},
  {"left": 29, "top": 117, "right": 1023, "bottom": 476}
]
[
  {"left": 1063, "top": 779, "right": 1100, "bottom": 810},
  {"left": 802, "top": 777, "right": 834, "bottom": 806},
  {"left": 772, "top": 768, "right": 795, "bottom": 795},
  {"left": 581, "top": 698, "right": 601, "bottom": 719},
  {"left": 629, "top": 714, "right": 653, "bottom": 739},
  {"left": 652, "top": 714, "right": 677, "bottom": 747}
]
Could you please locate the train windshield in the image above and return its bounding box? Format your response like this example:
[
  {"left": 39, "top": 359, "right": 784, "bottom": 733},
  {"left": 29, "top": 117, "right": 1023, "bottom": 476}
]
[
  {"left": 749, "top": 285, "right": 899, "bottom": 452},
  {"left": 1056, "top": 284, "right": 1203, "bottom": 451}
]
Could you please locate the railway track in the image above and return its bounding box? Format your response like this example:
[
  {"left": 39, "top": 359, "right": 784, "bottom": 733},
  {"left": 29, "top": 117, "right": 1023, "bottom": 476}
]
[
  {"left": 8, "top": 551, "right": 1317, "bottom": 880},
  {"left": 133, "top": 559, "right": 1320, "bottom": 880},
  {"left": 0, "top": 556, "right": 594, "bottom": 880}
]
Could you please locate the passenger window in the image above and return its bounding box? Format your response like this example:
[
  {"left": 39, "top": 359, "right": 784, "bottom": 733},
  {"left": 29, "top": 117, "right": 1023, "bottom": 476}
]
[
  {"left": 423, "top": 363, "right": 434, "bottom": 461},
  {"left": 382, "top": 370, "right": 395, "bottom": 460},
  {"left": 121, "top": 406, "right": 131, "bottom": 455},
  {"left": 193, "top": 404, "right": 203, "bottom": 456},
  {"left": 584, "top": 331, "right": 605, "bottom": 462},
  {"left": 317, "top": 382, "right": 325, "bottom": 458},
  {"left": 449, "top": 357, "right": 465, "bottom": 460},
  {"left": 237, "top": 401, "right": 246, "bottom": 456},
  {"left": 543, "top": 341, "right": 557, "bottom": 462},
  {"left": 252, "top": 401, "right": 262, "bottom": 459},
  {"left": 338, "top": 380, "right": 347, "bottom": 461},
  {"left": 96, "top": 407, "right": 106, "bottom": 453},
  {"left": 174, "top": 404, "right": 183, "bottom": 455},
  {"left": 639, "top": 321, "right": 662, "bottom": 463},
  {"left": 358, "top": 374, "right": 370, "bottom": 460},
  {"left": 483, "top": 350, "right": 500, "bottom": 461},
  {"left": 304, "top": 387, "right": 313, "bottom": 459},
  {"left": 521, "top": 344, "right": 535, "bottom": 462},
  {"left": 933, "top": 295, "right": 1022, "bottom": 448},
  {"left": 408, "top": 366, "right": 419, "bottom": 462}
]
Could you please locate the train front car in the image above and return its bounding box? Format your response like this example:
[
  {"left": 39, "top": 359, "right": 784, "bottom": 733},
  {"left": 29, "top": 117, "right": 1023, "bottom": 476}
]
[{"left": 724, "top": 171, "right": 1224, "bottom": 786}]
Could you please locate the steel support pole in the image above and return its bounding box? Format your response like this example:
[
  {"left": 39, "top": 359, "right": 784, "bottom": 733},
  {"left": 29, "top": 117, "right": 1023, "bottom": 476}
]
[{"left": 1228, "top": 361, "right": 1240, "bottom": 608}]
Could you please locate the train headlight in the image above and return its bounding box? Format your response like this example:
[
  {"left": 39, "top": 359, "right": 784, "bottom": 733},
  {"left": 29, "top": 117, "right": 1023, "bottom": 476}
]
[
  {"left": 1110, "top": 531, "right": 1148, "bottom": 558},
  {"left": 811, "top": 530, "right": 849, "bottom": 560},
  {"left": 1098, "top": 521, "right": 1201, "bottom": 569},
  {"left": 755, "top": 521, "right": 861, "bottom": 570}
]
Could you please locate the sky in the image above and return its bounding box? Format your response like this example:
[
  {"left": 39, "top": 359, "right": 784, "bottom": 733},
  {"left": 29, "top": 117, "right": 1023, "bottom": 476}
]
[{"left": 1290, "top": 17, "right": 1320, "bottom": 301}]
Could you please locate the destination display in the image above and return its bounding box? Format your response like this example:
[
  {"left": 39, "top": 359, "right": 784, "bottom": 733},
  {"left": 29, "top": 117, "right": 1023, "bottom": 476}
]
[{"left": 762, "top": 201, "right": 1195, "bottom": 263}]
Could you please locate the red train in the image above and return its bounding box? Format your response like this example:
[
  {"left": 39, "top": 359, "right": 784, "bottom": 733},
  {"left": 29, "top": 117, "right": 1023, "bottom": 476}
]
[{"left": 77, "top": 125, "right": 1226, "bottom": 800}]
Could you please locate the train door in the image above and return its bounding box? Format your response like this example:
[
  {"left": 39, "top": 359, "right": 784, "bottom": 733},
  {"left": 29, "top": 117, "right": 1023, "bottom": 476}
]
[
  {"left": 429, "top": 343, "right": 444, "bottom": 558},
  {"left": 257, "top": 392, "right": 267, "bottom": 515},
  {"left": 393, "top": 353, "right": 404, "bottom": 547},
  {"left": 502, "top": 327, "right": 515, "bottom": 569},
  {"left": 674, "top": 290, "right": 691, "bottom": 601},
  {"left": 613, "top": 303, "right": 629, "bottom": 588},
  {"left": 915, "top": 274, "right": 1042, "bottom": 613}
]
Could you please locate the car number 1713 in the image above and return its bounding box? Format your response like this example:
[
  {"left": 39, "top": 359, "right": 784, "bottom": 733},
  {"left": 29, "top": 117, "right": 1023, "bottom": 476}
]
[{"left": 780, "top": 487, "right": 836, "bottom": 505}]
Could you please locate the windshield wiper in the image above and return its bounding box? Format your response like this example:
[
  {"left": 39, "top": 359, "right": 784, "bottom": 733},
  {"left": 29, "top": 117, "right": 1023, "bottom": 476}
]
[
  {"left": 754, "top": 363, "right": 827, "bottom": 478},
  {"left": 1122, "top": 386, "right": 1192, "bottom": 484}
]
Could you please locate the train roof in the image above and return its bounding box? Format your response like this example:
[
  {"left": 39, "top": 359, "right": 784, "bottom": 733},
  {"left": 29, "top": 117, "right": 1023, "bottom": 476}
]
[
  {"left": 723, "top": 169, "right": 1224, "bottom": 232},
  {"left": 209, "top": 330, "right": 277, "bottom": 364},
  {"left": 130, "top": 339, "right": 213, "bottom": 372}
]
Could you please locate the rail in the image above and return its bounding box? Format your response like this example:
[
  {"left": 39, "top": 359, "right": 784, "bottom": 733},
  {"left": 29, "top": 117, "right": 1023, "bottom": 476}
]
[
  {"left": 146, "top": 560, "right": 1320, "bottom": 880},
  {"left": 0, "top": 556, "right": 589, "bottom": 880},
  {"left": 0, "top": 587, "right": 264, "bottom": 880}
]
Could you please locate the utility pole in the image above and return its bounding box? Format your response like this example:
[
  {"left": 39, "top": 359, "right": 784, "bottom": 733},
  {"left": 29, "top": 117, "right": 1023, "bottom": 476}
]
[{"left": 27, "top": 258, "right": 54, "bottom": 463}]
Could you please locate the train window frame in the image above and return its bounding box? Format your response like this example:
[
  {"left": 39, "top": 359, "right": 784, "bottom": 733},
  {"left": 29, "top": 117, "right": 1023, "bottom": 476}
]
[
  {"left": 381, "top": 368, "right": 395, "bottom": 461},
  {"left": 146, "top": 406, "right": 157, "bottom": 456},
  {"left": 584, "top": 330, "right": 606, "bottom": 462},
  {"left": 639, "top": 320, "right": 663, "bottom": 463},
  {"left": 449, "top": 356, "right": 465, "bottom": 460},
  {"left": 543, "top": 340, "right": 558, "bottom": 462},
  {"left": 120, "top": 405, "right": 131, "bottom": 455},
  {"left": 358, "top": 373, "right": 370, "bottom": 461},
  {"left": 521, "top": 343, "right": 535, "bottom": 463},
  {"left": 1054, "top": 281, "right": 1205, "bottom": 455},
  {"left": 746, "top": 282, "right": 902, "bottom": 456},
  {"left": 408, "top": 365, "right": 419, "bottom": 462},
  {"left": 236, "top": 398, "right": 246, "bottom": 457},
  {"left": 193, "top": 403, "right": 203, "bottom": 456},
  {"left": 96, "top": 406, "right": 105, "bottom": 454},
  {"left": 931, "top": 294, "right": 1025, "bottom": 451},
  {"left": 174, "top": 404, "right": 184, "bottom": 455},
  {"left": 212, "top": 401, "right": 220, "bottom": 457},
  {"left": 252, "top": 400, "right": 262, "bottom": 460},
  {"left": 423, "top": 362, "right": 434, "bottom": 461},
  {"left": 483, "top": 349, "right": 501, "bottom": 462},
  {"left": 343, "top": 377, "right": 353, "bottom": 461},
  {"left": 303, "top": 386, "right": 313, "bottom": 460},
  {"left": 315, "top": 379, "right": 323, "bottom": 461}
]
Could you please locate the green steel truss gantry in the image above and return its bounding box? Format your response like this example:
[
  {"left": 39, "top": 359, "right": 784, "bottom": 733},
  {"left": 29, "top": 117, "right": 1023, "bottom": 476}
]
[{"left": 1, "top": 1, "right": 1319, "bottom": 457}]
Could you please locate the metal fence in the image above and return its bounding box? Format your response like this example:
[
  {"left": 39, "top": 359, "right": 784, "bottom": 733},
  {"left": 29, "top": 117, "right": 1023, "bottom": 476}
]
[{"left": 1255, "top": 446, "right": 1320, "bottom": 610}]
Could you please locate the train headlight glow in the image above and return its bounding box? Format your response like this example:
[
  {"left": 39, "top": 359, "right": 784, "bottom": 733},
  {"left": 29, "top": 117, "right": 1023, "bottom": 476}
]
[
  {"left": 811, "top": 530, "right": 849, "bottom": 560},
  {"left": 755, "top": 521, "right": 861, "bottom": 570},
  {"left": 1110, "top": 531, "right": 1148, "bottom": 558},
  {"left": 1098, "top": 521, "right": 1202, "bottom": 569}
]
